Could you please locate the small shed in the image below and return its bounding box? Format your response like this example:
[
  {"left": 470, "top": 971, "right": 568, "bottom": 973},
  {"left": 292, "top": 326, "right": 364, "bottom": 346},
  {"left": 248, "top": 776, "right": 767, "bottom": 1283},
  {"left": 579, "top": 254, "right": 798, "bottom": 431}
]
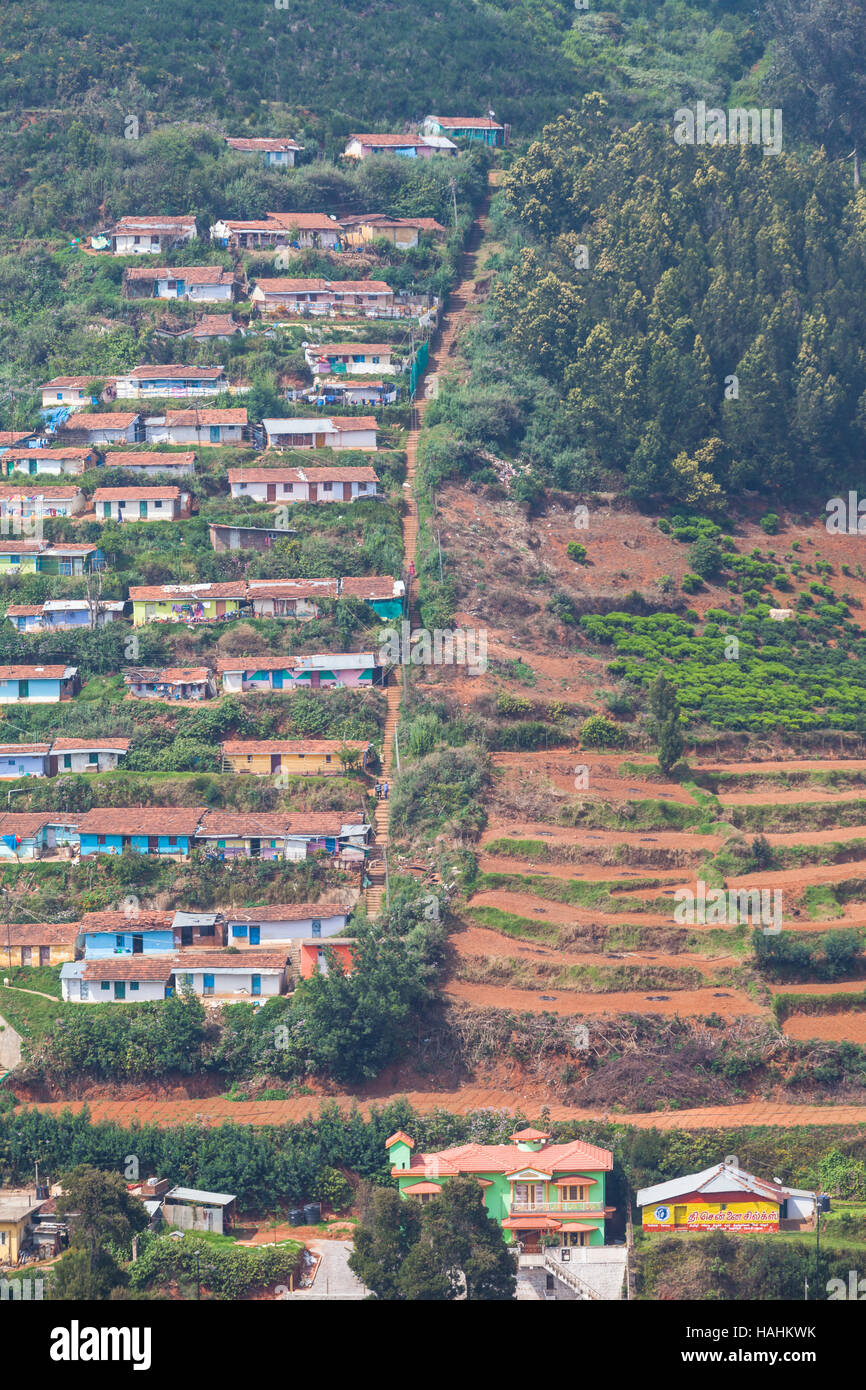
[{"left": 163, "top": 1186, "right": 237, "bottom": 1235}]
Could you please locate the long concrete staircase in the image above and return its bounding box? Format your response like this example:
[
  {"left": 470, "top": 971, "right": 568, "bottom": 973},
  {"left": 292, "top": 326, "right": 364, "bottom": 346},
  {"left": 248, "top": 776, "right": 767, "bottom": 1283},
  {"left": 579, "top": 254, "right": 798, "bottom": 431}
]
[{"left": 363, "top": 190, "right": 491, "bottom": 917}]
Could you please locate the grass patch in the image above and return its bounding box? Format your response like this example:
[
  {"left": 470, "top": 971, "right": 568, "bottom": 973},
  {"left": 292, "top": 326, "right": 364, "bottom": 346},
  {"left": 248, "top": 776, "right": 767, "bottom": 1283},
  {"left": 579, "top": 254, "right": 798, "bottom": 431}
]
[{"left": 803, "top": 884, "right": 845, "bottom": 921}]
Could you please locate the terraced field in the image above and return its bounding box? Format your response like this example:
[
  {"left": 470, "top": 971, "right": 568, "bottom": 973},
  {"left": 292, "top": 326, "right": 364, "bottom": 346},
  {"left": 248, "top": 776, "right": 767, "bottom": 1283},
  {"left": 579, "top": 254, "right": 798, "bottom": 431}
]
[{"left": 454, "top": 750, "right": 866, "bottom": 1051}]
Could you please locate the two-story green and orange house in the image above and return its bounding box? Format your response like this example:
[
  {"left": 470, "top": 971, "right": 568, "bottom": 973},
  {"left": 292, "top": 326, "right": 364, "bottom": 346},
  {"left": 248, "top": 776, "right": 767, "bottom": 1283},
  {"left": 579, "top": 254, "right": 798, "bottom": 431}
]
[{"left": 388, "top": 1127, "right": 614, "bottom": 1253}]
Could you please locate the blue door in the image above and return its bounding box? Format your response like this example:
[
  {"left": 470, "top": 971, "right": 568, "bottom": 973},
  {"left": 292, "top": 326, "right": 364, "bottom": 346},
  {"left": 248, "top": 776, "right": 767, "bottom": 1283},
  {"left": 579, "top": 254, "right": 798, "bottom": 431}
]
[
  {"left": 203, "top": 973, "right": 214, "bottom": 996},
  {"left": 273, "top": 670, "right": 283, "bottom": 690},
  {"left": 251, "top": 974, "right": 261, "bottom": 996},
  {"left": 249, "top": 926, "right": 260, "bottom": 945}
]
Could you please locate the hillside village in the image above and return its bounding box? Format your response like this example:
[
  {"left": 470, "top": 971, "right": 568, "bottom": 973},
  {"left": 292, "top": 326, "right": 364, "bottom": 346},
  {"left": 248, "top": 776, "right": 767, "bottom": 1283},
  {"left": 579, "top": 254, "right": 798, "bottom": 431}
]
[{"left": 1, "top": 0, "right": 866, "bottom": 1324}]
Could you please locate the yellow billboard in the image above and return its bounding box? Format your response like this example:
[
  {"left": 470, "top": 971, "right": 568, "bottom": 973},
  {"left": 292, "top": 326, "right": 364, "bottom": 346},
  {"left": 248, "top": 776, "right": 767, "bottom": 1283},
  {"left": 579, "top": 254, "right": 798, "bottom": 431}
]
[{"left": 643, "top": 1199, "right": 779, "bottom": 1233}]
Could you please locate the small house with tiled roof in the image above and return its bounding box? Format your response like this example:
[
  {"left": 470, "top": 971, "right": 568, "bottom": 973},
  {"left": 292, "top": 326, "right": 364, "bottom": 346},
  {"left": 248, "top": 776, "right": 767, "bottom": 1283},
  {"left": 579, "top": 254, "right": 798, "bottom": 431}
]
[{"left": 388, "top": 1128, "right": 614, "bottom": 1253}]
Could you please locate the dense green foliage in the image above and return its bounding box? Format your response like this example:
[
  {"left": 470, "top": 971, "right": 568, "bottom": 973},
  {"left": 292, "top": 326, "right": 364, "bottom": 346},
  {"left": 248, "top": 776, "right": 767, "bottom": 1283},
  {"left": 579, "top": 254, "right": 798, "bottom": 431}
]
[
  {"left": 496, "top": 98, "right": 866, "bottom": 503},
  {"left": 349, "top": 1180, "right": 516, "bottom": 1300}
]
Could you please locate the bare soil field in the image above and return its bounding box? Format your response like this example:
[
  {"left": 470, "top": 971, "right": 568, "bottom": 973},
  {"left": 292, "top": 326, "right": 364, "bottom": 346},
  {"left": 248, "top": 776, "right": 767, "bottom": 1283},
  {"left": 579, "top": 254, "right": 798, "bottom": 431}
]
[
  {"left": 20, "top": 1094, "right": 866, "bottom": 1129},
  {"left": 783, "top": 1013, "right": 866, "bottom": 1044},
  {"left": 443, "top": 979, "right": 765, "bottom": 1018}
]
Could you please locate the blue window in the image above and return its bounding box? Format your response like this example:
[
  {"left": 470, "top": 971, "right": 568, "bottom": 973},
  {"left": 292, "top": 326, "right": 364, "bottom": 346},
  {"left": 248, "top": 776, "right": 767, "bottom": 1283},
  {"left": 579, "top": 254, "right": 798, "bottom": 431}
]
[
  {"left": 130, "top": 982, "right": 139, "bottom": 991},
  {"left": 101, "top": 982, "right": 110, "bottom": 991},
  {"left": 232, "top": 924, "right": 248, "bottom": 938}
]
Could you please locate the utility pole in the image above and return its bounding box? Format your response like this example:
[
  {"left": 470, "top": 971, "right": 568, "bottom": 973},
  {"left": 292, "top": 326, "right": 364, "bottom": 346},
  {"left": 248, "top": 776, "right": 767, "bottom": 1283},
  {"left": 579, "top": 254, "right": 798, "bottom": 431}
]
[
  {"left": 3, "top": 886, "right": 10, "bottom": 973},
  {"left": 437, "top": 529, "right": 443, "bottom": 582},
  {"left": 450, "top": 178, "right": 458, "bottom": 231}
]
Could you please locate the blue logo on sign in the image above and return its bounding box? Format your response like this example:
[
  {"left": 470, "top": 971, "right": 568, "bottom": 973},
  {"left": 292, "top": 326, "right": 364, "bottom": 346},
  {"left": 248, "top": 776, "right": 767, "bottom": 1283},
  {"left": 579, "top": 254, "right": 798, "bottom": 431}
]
[{"left": 655, "top": 1206, "right": 670, "bottom": 1221}]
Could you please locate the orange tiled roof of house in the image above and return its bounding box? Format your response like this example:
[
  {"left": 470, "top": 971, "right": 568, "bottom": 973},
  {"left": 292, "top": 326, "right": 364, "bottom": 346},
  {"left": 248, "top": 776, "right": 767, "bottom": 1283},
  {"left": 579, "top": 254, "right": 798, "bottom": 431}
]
[
  {"left": 222, "top": 901, "right": 350, "bottom": 922},
  {"left": 74, "top": 808, "right": 207, "bottom": 836},
  {"left": 394, "top": 1137, "right": 614, "bottom": 1180},
  {"left": 5, "top": 922, "right": 79, "bottom": 945},
  {"left": 164, "top": 409, "right": 247, "bottom": 425},
  {"left": 128, "top": 581, "right": 246, "bottom": 601},
  {"left": 125, "top": 266, "right": 231, "bottom": 284},
  {"left": 93, "top": 486, "right": 182, "bottom": 501},
  {"left": 51, "top": 737, "right": 131, "bottom": 751}
]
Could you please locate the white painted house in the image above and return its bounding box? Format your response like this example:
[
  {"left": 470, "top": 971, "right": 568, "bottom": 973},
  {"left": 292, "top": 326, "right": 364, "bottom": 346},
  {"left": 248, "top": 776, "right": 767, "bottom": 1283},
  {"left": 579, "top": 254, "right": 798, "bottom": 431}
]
[
  {"left": 109, "top": 216, "right": 198, "bottom": 255},
  {"left": 114, "top": 365, "right": 228, "bottom": 399},
  {"left": 225, "top": 137, "right": 304, "bottom": 167},
  {"left": 260, "top": 416, "right": 377, "bottom": 450},
  {"left": 211, "top": 212, "right": 340, "bottom": 250},
  {"left": 91, "top": 486, "right": 192, "bottom": 521},
  {"left": 123, "top": 265, "right": 236, "bottom": 301},
  {"left": 38, "top": 377, "right": 100, "bottom": 411},
  {"left": 228, "top": 465, "right": 380, "bottom": 504},
  {"left": 223, "top": 903, "right": 351, "bottom": 945},
  {"left": 145, "top": 410, "right": 247, "bottom": 446}
]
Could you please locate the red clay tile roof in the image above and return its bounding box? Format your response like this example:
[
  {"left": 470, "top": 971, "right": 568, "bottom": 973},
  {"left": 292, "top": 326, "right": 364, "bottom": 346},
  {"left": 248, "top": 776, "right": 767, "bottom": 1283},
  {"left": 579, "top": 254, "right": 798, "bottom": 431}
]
[
  {"left": 0, "top": 432, "right": 34, "bottom": 446},
  {"left": 192, "top": 316, "right": 239, "bottom": 335},
  {"left": 80, "top": 908, "right": 175, "bottom": 931},
  {"left": 113, "top": 216, "right": 196, "bottom": 232},
  {"left": 349, "top": 133, "right": 432, "bottom": 146},
  {"left": 6, "top": 922, "right": 78, "bottom": 946},
  {"left": 223, "top": 902, "right": 350, "bottom": 923},
  {"left": 254, "top": 279, "right": 391, "bottom": 294},
  {"left": 0, "top": 542, "right": 47, "bottom": 554},
  {"left": 225, "top": 138, "right": 303, "bottom": 152},
  {"left": 309, "top": 343, "right": 393, "bottom": 355},
  {"left": 5, "top": 448, "right": 93, "bottom": 460},
  {"left": 397, "top": 1138, "right": 613, "bottom": 1180},
  {"left": 124, "top": 666, "right": 212, "bottom": 685},
  {"left": 51, "top": 738, "right": 131, "bottom": 751},
  {"left": 125, "top": 266, "right": 231, "bottom": 284},
  {"left": 5, "top": 606, "right": 43, "bottom": 617},
  {"left": 246, "top": 579, "right": 338, "bottom": 601},
  {"left": 222, "top": 739, "right": 368, "bottom": 755},
  {"left": 221, "top": 213, "right": 332, "bottom": 230},
  {"left": 43, "top": 543, "right": 98, "bottom": 553},
  {"left": 38, "top": 377, "right": 95, "bottom": 389},
  {"left": 125, "top": 365, "right": 224, "bottom": 380},
  {"left": 428, "top": 116, "right": 503, "bottom": 129},
  {"left": 75, "top": 808, "right": 207, "bottom": 836},
  {"left": 165, "top": 409, "right": 247, "bottom": 425},
  {"left": 339, "top": 576, "right": 398, "bottom": 601},
  {"left": 0, "top": 486, "right": 81, "bottom": 499},
  {"left": 129, "top": 581, "right": 246, "bottom": 601},
  {"left": 0, "top": 665, "right": 75, "bottom": 679},
  {"left": 173, "top": 949, "right": 288, "bottom": 969},
  {"left": 103, "top": 452, "right": 196, "bottom": 467},
  {"left": 0, "top": 743, "right": 51, "bottom": 755},
  {"left": 196, "top": 811, "right": 346, "bottom": 838},
  {"left": 510, "top": 1127, "right": 551, "bottom": 1141},
  {"left": 82, "top": 958, "right": 176, "bottom": 983},
  {"left": 229, "top": 466, "right": 378, "bottom": 483},
  {"left": 60, "top": 413, "right": 140, "bottom": 429},
  {"left": 385, "top": 1131, "right": 416, "bottom": 1149},
  {"left": 0, "top": 811, "right": 54, "bottom": 836},
  {"left": 93, "top": 487, "right": 182, "bottom": 501}
]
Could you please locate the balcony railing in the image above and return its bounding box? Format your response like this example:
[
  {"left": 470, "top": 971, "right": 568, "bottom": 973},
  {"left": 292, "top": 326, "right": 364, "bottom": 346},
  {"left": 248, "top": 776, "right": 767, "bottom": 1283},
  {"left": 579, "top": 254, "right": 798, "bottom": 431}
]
[{"left": 510, "top": 1201, "right": 595, "bottom": 1214}]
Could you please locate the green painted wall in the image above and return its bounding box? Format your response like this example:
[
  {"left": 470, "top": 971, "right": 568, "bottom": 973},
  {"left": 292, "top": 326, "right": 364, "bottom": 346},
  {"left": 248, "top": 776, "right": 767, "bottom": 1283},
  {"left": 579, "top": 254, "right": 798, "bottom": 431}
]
[{"left": 394, "top": 1164, "right": 608, "bottom": 1246}]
